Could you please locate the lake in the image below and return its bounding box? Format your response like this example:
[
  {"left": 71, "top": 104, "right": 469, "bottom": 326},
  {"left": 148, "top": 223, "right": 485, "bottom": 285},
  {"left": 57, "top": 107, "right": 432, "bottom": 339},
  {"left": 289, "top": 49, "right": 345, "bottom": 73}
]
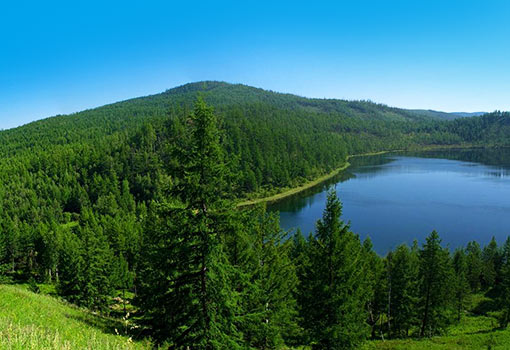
[{"left": 268, "top": 148, "right": 510, "bottom": 255}]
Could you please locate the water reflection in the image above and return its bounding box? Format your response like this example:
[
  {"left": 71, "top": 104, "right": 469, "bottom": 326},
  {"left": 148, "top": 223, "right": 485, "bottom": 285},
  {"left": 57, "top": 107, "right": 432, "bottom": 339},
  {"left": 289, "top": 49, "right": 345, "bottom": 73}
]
[{"left": 270, "top": 148, "right": 510, "bottom": 255}]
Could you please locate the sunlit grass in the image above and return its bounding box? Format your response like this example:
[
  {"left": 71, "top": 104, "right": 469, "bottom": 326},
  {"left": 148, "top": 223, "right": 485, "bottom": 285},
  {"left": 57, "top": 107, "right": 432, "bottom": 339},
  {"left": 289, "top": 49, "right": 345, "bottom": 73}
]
[
  {"left": 0, "top": 284, "right": 151, "bottom": 350},
  {"left": 363, "top": 294, "right": 510, "bottom": 350}
]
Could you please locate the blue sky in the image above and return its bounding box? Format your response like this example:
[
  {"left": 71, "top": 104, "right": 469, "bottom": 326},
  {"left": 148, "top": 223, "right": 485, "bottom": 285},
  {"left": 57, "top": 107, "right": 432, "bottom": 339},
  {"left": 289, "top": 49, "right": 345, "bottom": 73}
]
[{"left": 1, "top": 0, "right": 510, "bottom": 129}]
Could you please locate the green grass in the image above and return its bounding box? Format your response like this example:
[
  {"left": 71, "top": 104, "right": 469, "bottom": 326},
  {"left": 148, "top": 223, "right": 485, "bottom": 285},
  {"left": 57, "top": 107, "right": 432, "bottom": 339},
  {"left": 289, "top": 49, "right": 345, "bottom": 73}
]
[
  {"left": 362, "top": 295, "right": 510, "bottom": 350},
  {"left": 0, "top": 284, "right": 151, "bottom": 350}
]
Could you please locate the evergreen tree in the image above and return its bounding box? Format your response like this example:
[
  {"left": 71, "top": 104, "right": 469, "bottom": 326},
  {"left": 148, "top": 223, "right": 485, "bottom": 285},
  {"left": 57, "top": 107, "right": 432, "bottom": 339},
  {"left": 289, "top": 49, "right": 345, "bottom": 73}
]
[
  {"left": 418, "top": 231, "right": 454, "bottom": 337},
  {"left": 363, "top": 238, "right": 387, "bottom": 339},
  {"left": 498, "top": 237, "right": 510, "bottom": 327},
  {"left": 136, "top": 99, "right": 242, "bottom": 349},
  {"left": 452, "top": 248, "right": 470, "bottom": 321},
  {"left": 481, "top": 237, "right": 501, "bottom": 290},
  {"left": 291, "top": 230, "right": 313, "bottom": 344},
  {"left": 57, "top": 231, "right": 84, "bottom": 305},
  {"left": 237, "top": 208, "right": 299, "bottom": 349},
  {"left": 79, "top": 213, "right": 115, "bottom": 311},
  {"left": 300, "top": 190, "right": 369, "bottom": 350},
  {"left": 112, "top": 253, "right": 134, "bottom": 315},
  {"left": 389, "top": 244, "right": 419, "bottom": 338},
  {"left": 466, "top": 241, "right": 483, "bottom": 292}
]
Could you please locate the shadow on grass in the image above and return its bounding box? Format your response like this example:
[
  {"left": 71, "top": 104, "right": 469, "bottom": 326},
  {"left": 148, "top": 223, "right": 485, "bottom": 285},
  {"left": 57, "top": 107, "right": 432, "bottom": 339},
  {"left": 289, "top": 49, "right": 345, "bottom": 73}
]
[{"left": 64, "top": 310, "right": 151, "bottom": 341}]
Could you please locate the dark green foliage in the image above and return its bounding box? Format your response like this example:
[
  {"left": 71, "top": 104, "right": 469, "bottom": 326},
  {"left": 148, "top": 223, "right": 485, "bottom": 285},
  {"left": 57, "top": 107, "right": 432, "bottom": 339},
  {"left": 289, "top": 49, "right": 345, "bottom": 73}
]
[
  {"left": 57, "top": 211, "right": 115, "bottom": 311},
  {"left": 497, "top": 238, "right": 510, "bottom": 328},
  {"left": 28, "top": 276, "right": 40, "bottom": 294},
  {"left": 57, "top": 231, "right": 84, "bottom": 304},
  {"left": 418, "top": 231, "right": 454, "bottom": 337},
  {"left": 481, "top": 237, "right": 501, "bottom": 290},
  {"left": 466, "top": 241, "right": 484, "bottom": 292},
  {"left": 388, "top": 244, "right": 420, "bottom": 338},
  {"left": 234, "top": 207, "right": 300, "bottom": 349},
  {"left": 452, "top": 248, "right": 470, "bottom": 321},
  {"left": 0, "top": 82, "right": 509, "bottom": 348},
  {"left": 364, "top": 238, "right": 388, "bottom": 339},
  {"left": 136, "top": 100, "right": 242, "bottom": 348},
  {"left": 299, "top": 190, "right": 369, "bottom": 350}
]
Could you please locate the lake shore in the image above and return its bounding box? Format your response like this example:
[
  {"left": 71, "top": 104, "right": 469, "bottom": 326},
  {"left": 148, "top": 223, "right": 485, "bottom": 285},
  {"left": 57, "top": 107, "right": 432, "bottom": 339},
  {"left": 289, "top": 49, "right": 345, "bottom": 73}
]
[
  {"left": 237, "top": 144, "right": 499, "bottom": 207},
  {"left": 237, "top": 150, "right": 394, "bottom": 207}
]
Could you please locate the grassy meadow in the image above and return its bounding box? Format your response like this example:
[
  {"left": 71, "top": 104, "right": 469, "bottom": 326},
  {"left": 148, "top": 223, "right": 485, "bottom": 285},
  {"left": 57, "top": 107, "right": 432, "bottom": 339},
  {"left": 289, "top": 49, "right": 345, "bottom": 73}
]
[{"left": 0, "top": 284, "right": 151, "bottom": 350}]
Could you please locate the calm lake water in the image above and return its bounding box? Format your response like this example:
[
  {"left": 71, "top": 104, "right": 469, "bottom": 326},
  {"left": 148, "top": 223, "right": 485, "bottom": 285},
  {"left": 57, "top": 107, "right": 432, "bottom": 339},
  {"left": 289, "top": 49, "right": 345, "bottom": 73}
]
[{"left": 268, "top": 149, "right": 510, "bottom": 255}]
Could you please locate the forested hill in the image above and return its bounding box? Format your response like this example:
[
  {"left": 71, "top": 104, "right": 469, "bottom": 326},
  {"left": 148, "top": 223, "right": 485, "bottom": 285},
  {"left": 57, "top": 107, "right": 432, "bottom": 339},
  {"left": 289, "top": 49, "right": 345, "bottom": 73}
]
[
  {"left": 0, "top": 81, "right": 425, "bottom": 156},
  {"left": 0, "top": 81, "right": 500, "bottom": 151},
  {"left": 1, "top": 82, "right": 510, "bottom": 349},
  {"left": 0, "top": 81, "right": 509, "bottom": 201}
]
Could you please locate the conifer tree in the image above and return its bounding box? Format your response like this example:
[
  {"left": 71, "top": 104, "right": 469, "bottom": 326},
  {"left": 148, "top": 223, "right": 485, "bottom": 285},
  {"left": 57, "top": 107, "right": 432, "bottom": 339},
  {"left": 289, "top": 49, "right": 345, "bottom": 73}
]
[
  {"left": 481, "top": 237, "right": 501, "bottom": 290},
  {"left": 236, "top": 208, "right": 299, "bottom": 349},
  {"left": 136, "top": 98, "right": 242, "bottom": 349},
  {"left": 498, "top": 237, "right": 510, "bottom": 327},
  {"left": 291, "top": 230, "right": 313, "bottom": 344},
  {"left": 389, "top": 244, "right": 419, "bottom": 338},
  {"left": 418, "top": 231, "right": 454, "bottom": 337},
  {"left": 301, "top": 190, "right": 369, "bottom": 350},
  {"left": 452, "top": 248, "right": 470, "bottom": 321},
  {"left": 466, "top": 241, "right": 483, "bottom": 292},
  {"left": 57, "top": 231, "right": 84, "bottom": 304},
  {"left": 79, "top": 213, "right": 115, "bottom": 311},
  {"left": 363, "top": 238, "right": 387, "bottom": 339}
]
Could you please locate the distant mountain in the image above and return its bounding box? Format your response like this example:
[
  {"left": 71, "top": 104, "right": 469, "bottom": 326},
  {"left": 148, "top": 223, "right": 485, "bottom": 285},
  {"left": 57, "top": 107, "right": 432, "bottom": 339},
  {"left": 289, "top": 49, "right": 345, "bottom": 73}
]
[
  {"left": 408, "top": 109, "right": 487, "bottom": 121},
  {"left": 451, "top": 112, "right": 486, "bottom": 118}
]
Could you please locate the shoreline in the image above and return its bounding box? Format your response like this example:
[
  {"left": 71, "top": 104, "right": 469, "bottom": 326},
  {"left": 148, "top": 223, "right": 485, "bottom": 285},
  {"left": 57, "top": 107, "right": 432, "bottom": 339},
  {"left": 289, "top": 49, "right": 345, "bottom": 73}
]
[
  {"left": 237, "top": 150, "right": 394, "bottom": 207},
  {"left": 236, "top": 144, "right": 497, "bottom": 207}
]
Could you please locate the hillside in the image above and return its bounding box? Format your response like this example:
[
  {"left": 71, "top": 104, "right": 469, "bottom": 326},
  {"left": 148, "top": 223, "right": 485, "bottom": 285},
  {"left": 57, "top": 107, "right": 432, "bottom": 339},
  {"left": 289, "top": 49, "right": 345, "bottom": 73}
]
[
  {"left": 0, "top": 82, "right": 510, "bottom": 349},
  {"left": 0, "top": 284, "right": 150, "bottom": 350},
  {"left": 0, "top": 81, "right": 478, "bottom": 155}
]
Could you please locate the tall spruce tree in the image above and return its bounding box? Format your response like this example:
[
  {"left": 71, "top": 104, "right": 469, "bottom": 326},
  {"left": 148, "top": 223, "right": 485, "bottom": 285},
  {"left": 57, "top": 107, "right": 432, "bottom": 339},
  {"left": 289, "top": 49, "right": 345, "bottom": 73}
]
[
  {"left": 481, "top": 237, "right": 501, "bottom": 290},
  {"left": 418, "top": 231, "right": 454, "bottom": 337},
  {"left": 389, "top": 244, "right": 420, "bottom": 338},
  {"left": 300, "top": 190, "right": 369, "bottom": 350},
  {"left": 466, "top": 241, "right": 483, "bottom": 292},
  {"left": 452, "top": 248, "right": 470, "bottom": 321},
  {"left": 498, "top": 237, "right": 510, "bottom": 328},
  {"left": 363, "top": 238, "right": 387, "bottom": 339},
  {"left": 57, "top": 231, "right": 84, "bottom": 304},
  {"left": 136, "top": 98, "right": 241, "bottom": 349},
  {"left": 236, "top": 208, "right": 299, "bottom": 349}
]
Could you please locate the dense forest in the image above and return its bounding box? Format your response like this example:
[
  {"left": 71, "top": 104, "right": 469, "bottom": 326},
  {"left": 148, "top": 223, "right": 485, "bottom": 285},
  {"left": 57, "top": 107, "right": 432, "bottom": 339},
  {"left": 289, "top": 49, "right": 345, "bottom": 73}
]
[{"left": 1, "top": 82, "right": 510, "bottom": 349}]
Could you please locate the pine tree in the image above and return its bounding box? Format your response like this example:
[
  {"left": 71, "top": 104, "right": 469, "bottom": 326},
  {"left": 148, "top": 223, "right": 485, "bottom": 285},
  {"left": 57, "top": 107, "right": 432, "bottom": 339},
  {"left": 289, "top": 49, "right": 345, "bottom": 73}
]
[
  {"left": 418, "top": 231, "right": 454, "bottom": 337},
  {"left": 389, "top": 244, "right": 419, "bottom": 338},
  {"left": 452, "top": 248, "right": 470, "bottom": 321},
  {"left": 466, "top": 241, "right": 483, "bottom": 292},
  {"left": 236, "top": 208, "right": 299, "bottom": 349},
  {"left": 481, "top": 237, "right": 501, "bottom": 290},
  {"left": 301, "top": 190, "right": 369, "bottom": 350},
  {"left": 80, "top": 213, "right": 115, "bottom": 311},
  {"left": 291, "top": 230, "right": 313, "bottom": 345},
  {"left": 498, "top": 237, "right": 510, "bottom": 327},
  {"left": 136, "top": 98, "right": 242, "bottom": 349},
  {"left": 57, "top": 231, "right": 84, "bottom": 304},
  {"left": 363, "top": 238, "right": 387, "bottom": 339},
  {"left": 112, "top": 253, "right": 133, "bottom": 315}
]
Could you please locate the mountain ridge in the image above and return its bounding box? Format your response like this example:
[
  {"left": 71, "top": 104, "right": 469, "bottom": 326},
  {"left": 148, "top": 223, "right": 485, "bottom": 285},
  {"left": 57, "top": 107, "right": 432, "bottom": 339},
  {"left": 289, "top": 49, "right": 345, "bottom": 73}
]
[{"left": 2, "top": 81, "right": 489, "bottom": 134}]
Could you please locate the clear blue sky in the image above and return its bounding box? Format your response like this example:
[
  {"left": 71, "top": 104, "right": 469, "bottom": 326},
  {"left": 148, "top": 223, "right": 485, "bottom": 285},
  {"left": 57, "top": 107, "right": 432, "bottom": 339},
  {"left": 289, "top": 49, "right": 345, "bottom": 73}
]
[{"left": 1, "top": 0, "right": 510, "bottom": 129}]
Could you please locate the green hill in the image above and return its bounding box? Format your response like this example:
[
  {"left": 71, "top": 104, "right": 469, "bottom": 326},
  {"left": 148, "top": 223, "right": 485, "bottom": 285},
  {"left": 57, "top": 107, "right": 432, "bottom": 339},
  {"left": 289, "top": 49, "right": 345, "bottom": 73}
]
[
  {"left": 1, "top": 81, "right": 510, "bottom": 349},
  {"left": 0, "top": 284, "right": 150, "bottom": 350}
]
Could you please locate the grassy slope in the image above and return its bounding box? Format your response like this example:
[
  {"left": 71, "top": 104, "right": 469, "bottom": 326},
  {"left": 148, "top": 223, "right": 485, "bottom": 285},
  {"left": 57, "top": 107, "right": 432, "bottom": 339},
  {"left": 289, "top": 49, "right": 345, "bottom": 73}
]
[
  {"left": 0, "top": 285, "right": 151, "bottom": 350},
  {"left": 363, "top": 316, "right": 509, "bottom": 350},
  {"left": 363, "top": 294, "right": 510, "bottom": 350}
]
